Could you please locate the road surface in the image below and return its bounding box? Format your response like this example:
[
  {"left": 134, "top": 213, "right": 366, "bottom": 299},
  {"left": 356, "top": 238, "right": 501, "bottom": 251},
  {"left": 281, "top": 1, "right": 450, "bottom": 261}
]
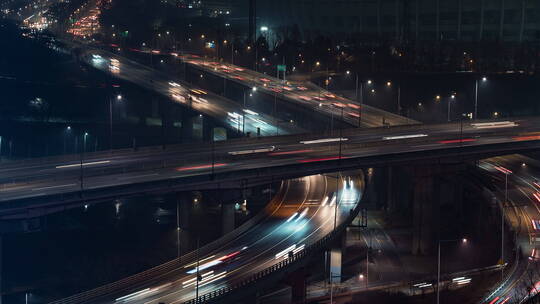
[
  {"left": 152, "top": 52, "right": 414, "bottom": 128},
  {"left": 478, "top": 155, "right": 540, "bottom": 304},
  {"left": 83, "top": 49, "right": 305, "bottom": 137}
]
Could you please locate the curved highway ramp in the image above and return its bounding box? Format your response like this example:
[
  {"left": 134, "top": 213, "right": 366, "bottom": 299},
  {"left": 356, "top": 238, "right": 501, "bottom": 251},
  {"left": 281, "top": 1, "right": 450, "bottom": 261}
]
[{"left": 50, "top": 172, "right": 364, "bottom": 304}]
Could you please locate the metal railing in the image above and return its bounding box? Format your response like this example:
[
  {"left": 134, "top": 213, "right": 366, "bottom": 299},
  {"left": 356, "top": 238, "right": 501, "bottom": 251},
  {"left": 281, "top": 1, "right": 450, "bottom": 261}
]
[{"left": 183, "top": 188, "right": 364, "bottom": 304}]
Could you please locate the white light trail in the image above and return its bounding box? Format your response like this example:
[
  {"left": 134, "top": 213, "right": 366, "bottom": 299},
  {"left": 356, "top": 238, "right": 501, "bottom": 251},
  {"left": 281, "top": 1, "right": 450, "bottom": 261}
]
[
  {"left": 275, "top": 244, "right": 296, "bottom": 259},
  {"left": 382, "top": 134, "right": 428, "bottom": 140},
  {"left": 56, "top": 160, "right": 111, "bottom": 169},
  {"left": 300, "top": 138, "right": 348, "bottom": 145}
]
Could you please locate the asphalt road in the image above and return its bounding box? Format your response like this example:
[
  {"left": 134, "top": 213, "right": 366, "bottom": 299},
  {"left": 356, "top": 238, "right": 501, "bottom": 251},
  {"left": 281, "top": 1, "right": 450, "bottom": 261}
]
[
  {"left": 478, "top": 155, "right": 540, "bottom": 304},
  {"left": 157, "top": 52, "right": 413, "bottom": 128},
  {"left": 51, "top": 172, "right": 363, "bottom": 304},
  {"left": 1, "top": 118, "right": 540, "bottom": 205},
  {"left": 83, "top": 49, "right": 305, "bottom": 137}
]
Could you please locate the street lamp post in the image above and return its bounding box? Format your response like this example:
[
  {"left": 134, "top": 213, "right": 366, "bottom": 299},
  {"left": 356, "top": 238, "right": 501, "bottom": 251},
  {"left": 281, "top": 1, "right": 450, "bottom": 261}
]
[
  {"left": 176, "top": 200, "right": 181, "bottom": 260},
  {"left": 64, "top": 126, "right": 71, "bottom": 154},
  {"left": 242, "top": 87, "right": 256, "bottom": 136},
  {"left": 448, "top": 94, "right": 456, "bottom": 122},
  {"left": 80, "top": 132, "right": 88, "bottom": 193},
  {"left": 339, "top": 106, "right": 344, "bottom": 160},
  {"left": 474, "top": 77, "right": 487, "bottom": 120},
  {"left": 242, "top": 91, "right": 246, "bottom": 135},
  {"left": 502, "top": 169, "right": 510, "bottom": 280},
  {"left": 397, "top": 84, "right": 401, "bottom": 115},
  {"left": 349, "top": 72, "right": 368, "bottom": 127},
  {"left": 329, "top": 272, "right": 341, "bottom": 304},
  {"left": 365, "top": 228, "right": 371, "bottom": 289},
  {"left": 195, "top": 237, "right": 201, "bottom": 303},
  {"left": 211, "top": 128, "right": 215, "bottom": 178},
  {"left": 109, "top": 94, "right": 113, "bottom": 150},
  {"left": 437, "top": 238, "right": 468, "bottom": 304},
  {"left": 273, "top": 92, "right": 278, "bottom": 136}
]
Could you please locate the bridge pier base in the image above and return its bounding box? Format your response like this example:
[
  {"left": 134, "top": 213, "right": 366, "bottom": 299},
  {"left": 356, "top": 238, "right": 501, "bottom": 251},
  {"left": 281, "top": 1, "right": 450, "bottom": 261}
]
[
  {"left": 284, "top": 267, "right": 308, "bottom": 304},
  {"left": 221, "top": 203, "right": 235, "bottom": 236},
  {"left": 180, "top": 113, "right": 194, "bottom": 142},
  {"left": 202, "top": 116, "right": 213, "bottom": 142},
  {"left": 326, "top": 232, "right": 345, "bottom": 283},
  {"left": 411, "top": 166, "right": 438, "bottom": 255}
]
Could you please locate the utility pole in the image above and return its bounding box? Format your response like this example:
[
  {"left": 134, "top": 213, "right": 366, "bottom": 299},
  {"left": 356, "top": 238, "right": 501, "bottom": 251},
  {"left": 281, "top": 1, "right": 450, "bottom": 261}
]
[
  {"left": 109, "top": 95, "right": 113, "bottom": 150},
  {"left": 211, "top": 128, "right": 215, "bottom": 178},
  {"left": 242, "top": 91, "right": 246, "bottom": 135},
  {"left": 502, "top": 172, "right": 508, "bottom": 280},
  {"left": 366, "top": 228, "right": 370, "bottom": 289},
  {"left": 474, "top": 79, "right": 479, "bottom": 120},
  {"left": 397, "top": 84, "right": 401, "bottom": 114},
  {"left": 80, "top": 132, "right": 88, "bottom": 194},
  {"left": 195, "top": 237, "right": 201, "bottom": 302},
  {"left": 437, "top": 241, "right": 441, "bottom": 304},
  {"left": 176, "top": 199, "right": 181, "bottom": 260}
]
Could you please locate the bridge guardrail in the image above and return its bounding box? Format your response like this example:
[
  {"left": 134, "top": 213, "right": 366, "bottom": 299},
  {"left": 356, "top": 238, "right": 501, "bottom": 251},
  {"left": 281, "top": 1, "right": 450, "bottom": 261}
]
[{"left": 48, "top": 181, "right": 287, "bottom": 304}]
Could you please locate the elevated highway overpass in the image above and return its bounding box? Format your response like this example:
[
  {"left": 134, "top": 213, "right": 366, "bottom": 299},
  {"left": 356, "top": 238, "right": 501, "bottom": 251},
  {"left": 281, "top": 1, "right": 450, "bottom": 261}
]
[
  {"left": 1, "top": 118, "right": 540, "bottom": 219},
  {"left": 49, "top": 172, "right": 364, "bottom": 304}
]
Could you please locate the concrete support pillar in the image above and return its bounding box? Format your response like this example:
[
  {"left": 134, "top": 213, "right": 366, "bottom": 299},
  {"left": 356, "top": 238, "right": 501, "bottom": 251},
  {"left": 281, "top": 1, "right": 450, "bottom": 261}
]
[
  {"left": 177, "top": 193, "right": 192, "bottom": 252},
  {"left": 192, "top": 115, "right": 203, "bottom": 141},
  {"left": 284, "top": 267, "right": 307, "bottom": 304},
  {"left": 180, "top": 111, "right": 194, "bottom": 142},
  {"left": 329, "top": 247, "right": 342, "bottom": 283},
  {"left": 411, "top": 166, "right": 438, "bottom": 255},
  {"left": 202, "top": 117, "right": 213, "bottom": 142},
  {"left": 221, "top": 203, "right": 235, "bottom": 236}
]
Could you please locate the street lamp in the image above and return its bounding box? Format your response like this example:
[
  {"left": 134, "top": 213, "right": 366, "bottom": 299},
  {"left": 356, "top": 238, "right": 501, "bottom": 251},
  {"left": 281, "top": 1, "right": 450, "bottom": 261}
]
[
  {"left": 242, "top": 88, "right": 256, "bottom": 135},
  {"left": 349, "top": 74, "right": 372, "bottom": 127},
  {"left": 64, "top": 126, "right": 72, "bottom": 154},
  {"left": 474, "top": 76, "right": 487, "bottom": 119},
  {"left": 437, "top": 238, "right": 468, "bottom": 304},
  {"left": 80, "top": 132, "right": 89, "bottom": 193},
  {"left": 448, "top": 94, "right": 456, "bottom": 122}
]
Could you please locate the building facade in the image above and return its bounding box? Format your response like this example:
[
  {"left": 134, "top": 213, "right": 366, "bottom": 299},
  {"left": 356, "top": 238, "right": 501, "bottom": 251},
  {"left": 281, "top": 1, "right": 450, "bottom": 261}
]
[{"left": 257, "top": 0, "right": 540, "bottom": 43}]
